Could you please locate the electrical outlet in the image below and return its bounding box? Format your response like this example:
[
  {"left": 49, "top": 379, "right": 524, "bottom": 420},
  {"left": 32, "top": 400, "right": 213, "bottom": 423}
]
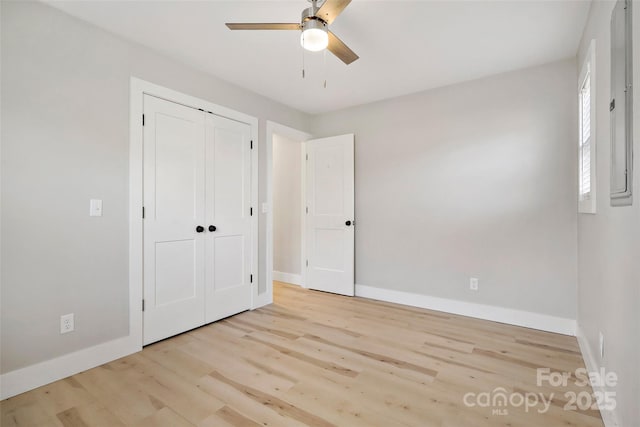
[
  {"left": 469, "top": 277, "right": 479, "bottom": 291},
  {"left": 89, "top": 199, "right": 103, "bottom": 217},
  {"left": 599, "top": 332, "right": 605, "bottom": 359},
  {"left": 60, "top": 313, "right": 74, "bottom": 334}
]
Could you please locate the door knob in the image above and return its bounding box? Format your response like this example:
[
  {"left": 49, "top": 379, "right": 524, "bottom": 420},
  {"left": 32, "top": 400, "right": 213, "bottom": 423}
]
[
  {"left": 209, "top": 225, "right": 217, "bottom": 232},
  {"left": 196, "top": 226, "right": 205, "bottom": 233},
  {"left": 345, "top": 220, "right": 352, "bottom": 226}
]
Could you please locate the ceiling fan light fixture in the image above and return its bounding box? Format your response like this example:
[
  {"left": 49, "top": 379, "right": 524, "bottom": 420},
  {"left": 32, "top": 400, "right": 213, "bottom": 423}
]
[{"left": 300, "top": 19, "right": 328, "bottom": 52}]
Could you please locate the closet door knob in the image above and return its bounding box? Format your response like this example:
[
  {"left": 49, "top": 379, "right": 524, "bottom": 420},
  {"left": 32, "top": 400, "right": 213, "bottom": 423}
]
[
  {"left": 345, "top": 220, "right": 352, "bottom": 226},
  {"left": 196, "top": 226, "right": 205, "bottom": 233},
  {"left": 209, "top": 225, "right": 217, "bottom": 232}
]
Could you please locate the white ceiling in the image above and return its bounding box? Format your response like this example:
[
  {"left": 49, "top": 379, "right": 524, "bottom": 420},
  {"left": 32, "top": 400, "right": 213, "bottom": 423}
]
[{"left": 45, "top": 0, "right": 591, "bottom": 114}]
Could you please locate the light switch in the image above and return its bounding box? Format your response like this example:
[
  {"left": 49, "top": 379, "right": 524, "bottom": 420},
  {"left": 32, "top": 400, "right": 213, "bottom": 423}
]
[
  {"left": 89, "top": 199, "right": 103, "bottom": 217},
  {"left": 261, "top": 203, "right": 269, "bottom": 214}
]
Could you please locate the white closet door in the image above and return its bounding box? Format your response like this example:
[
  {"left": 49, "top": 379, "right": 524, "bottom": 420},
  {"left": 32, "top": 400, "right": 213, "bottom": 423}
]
[
  {"left": 306, "top": 134, "right": 355, "bottom": 296},
  {"left": 143, "top": 95, "right": 206, "bottom": 345},
  {"left": 205, "top": 114, "right": 253, "bottom": 322}
]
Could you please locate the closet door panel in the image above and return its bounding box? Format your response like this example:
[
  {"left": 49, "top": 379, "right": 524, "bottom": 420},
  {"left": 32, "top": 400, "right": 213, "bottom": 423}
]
[
  {"left": 143, "top": 95, "right": 206, "bottom": 345},
  {"left": 205, "top": 114, "right": 253, "bottom": 322}
]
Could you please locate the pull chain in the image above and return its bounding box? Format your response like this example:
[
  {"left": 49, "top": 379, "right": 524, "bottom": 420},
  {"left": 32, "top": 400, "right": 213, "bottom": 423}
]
[
  {"left": 323, "top": 48, "right": 327, "bottom": 89},
  {"left": 301, "top": 33, "right": 306, "bottom": 79}
]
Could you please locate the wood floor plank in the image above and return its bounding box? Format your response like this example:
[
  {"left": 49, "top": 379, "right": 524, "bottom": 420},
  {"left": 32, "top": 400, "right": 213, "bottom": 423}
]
[
  {"left": 135, "top": 406, "right": 193, "bottom": 427},
  {"left": 196, "top": 373, "right": 307, "bottom": 427},
  {"left": 211, "top": 405, "right": 263, "bottom": 427},
  {"left": 244, "top": 335, "right": 360, "bottom": 378},
  {"left": 280, "top": 375, "right": 417, "bottom": 427},
  {"left": 1, "top": 282, "right": 604, "bottom": 427},
  {"left": 124, "top": 353, "right": 226, "bottom": 425},
  {"left": 209, "top": 371, "right": 335, "bottom": 427},
  {"left": 1, "top": 396, "right": 64, "bottom": 427},
  {"left": 34, "top": 378, "right": 97, "bottom": 417},
  {"left": 177, "top": 333, "right": 298, "bottom": 396},
  {"left": 71, "top": 366, "right": 161, "bottom": 425},
  {"left": 55, "top": 403, "right": 125, "bottom": 427}
]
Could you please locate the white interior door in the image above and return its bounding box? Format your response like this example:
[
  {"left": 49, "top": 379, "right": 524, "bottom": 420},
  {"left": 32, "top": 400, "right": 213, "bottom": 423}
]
[
  {"left": 205, "top": 114, "right": 253, "bottom": 322},
  {"left": 305, "top": 134, "right": 355, "bottom": 296},
  {"left": 143, "top": 95, "right": 206, "bottom": 345}
]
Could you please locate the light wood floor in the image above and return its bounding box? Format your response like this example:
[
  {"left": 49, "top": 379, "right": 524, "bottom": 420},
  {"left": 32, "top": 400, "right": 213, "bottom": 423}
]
[{"left": 2, "top": 282, "right": 603, "bottom": 427}]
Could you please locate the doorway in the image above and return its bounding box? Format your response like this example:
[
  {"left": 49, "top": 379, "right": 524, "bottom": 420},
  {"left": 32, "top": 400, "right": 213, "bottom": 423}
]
[
  {"left": 272, "top": 133, "right": 306, "bottom": 287},
  {"left": 266, "top": 122, "right": 311, "bottom": 299},
  {"left": 266, "top": 121, "right": 355, "bottom": 299}
]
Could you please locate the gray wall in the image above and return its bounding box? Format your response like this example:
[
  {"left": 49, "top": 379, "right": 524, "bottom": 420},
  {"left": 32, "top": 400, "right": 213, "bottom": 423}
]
[
  {"left": 312, "top": 59, "right": 579, "bottom": 319},
  {"left": 273, "top": 134, "right": 302, "bottom": 277},
  {"left": 576, "top": 1, "right": 640, "bottom": 425},
  {"left": 0, "top": 1, "right": 310, "bottom": 374}
]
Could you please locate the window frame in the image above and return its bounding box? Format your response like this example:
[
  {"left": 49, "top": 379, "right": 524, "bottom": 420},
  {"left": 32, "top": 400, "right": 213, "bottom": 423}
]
[
  {"left": 609, "top": 0, "right": 633, "bottom": 206},
  {"left": 578, "top": 40, "right": 597, "bottom": 214}
]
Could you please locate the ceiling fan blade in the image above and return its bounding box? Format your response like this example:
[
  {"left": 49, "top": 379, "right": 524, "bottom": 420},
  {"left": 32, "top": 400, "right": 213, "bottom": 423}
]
[
  {"left": 315, "top": 0, "right": 352, "bottom": 25},
  {"left": 226, "top": 23, "right": 301, "bottom": 30},
  {"left": 327, "top": 31, "right": 359, "bottom": 65}
]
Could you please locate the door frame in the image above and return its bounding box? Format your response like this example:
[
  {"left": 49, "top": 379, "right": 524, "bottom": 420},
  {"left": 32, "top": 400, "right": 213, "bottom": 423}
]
[
  {"left": 129, "top": 77, "right": 259, "bottom": 347},
  {"left": 266, "top": 121, "right": 311, "bottom": 300}
]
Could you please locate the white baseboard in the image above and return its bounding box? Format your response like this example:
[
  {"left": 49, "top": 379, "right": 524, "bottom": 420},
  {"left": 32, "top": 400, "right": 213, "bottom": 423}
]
[
  {"left": 576, "top": 326, "right": 619, "bottom": 427},
  {"left": 0, "top": 335, "right": 140, "bottom": 400},
  {"left": 355, "top": 284, "right": 576, "bottom": 336},
  {"left": 273, "top": 271, "right": 302, "bottom": 286}
]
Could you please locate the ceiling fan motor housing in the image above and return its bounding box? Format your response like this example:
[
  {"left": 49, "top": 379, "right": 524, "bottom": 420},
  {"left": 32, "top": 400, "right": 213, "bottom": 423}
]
[
  {"left": 301, "top": 16, "right": 328, "bottom": 34},
  {"left": 302, "top": 5, "right": 328, "bottom": 27}
]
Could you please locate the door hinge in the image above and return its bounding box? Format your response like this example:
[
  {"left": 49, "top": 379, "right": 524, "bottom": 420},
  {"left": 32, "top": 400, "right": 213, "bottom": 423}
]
[
  {"left": 250, "top": 274, "right": 253, "bottom": 283},
  {"left": 142, "top": 206, "right": 145, "bottom": 219},
  {"left": 306, "top": 259, "right": 309, "bottom": 267},
  {"left": 610, "top": 99, "right": 616, "bottom": 111},
  {"left": 142, "top": 114, "right": 145, "bottom": 126},
  {"left": 250, "top": 207, "right": 253, "bottom": 216},
  {"left": 306, "top": 206, "right": 309, "bottom": 214},
  {"left": 306, "top": 154, "right": 309, "bottom": 161},
  {"left": 250, "top": 140, "right": 253, "bottom": 149},
  {"left": 142, "top": 299, "right": 145, "bottom": 312}
]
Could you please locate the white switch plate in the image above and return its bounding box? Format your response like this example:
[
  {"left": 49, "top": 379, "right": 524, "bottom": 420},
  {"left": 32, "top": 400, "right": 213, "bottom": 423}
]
[
  {"left": 261, "top": 203, "right": 268, "bottom": 213},
  {"left": 89, "top": 199, "right": 103, "bottom": 217},
  {"left": 469, "top": 277, "right": 479, "bottom": 291},
  {"left": 60, "top": 313, "right": 74, "bottom": 334}
]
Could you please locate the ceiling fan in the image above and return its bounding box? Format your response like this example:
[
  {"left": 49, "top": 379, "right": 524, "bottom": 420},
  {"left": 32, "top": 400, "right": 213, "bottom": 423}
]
[{"left": 226, "top": 0, "right": 359, "bottom": 65}]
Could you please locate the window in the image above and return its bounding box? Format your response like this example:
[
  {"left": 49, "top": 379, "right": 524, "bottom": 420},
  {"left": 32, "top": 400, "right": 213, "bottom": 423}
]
[
  {"left": 579, "top": 72, "right": 592, "bottom": 198},
  {"left": 578, "top": 41, "right": 596, "bottom": 214}
]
